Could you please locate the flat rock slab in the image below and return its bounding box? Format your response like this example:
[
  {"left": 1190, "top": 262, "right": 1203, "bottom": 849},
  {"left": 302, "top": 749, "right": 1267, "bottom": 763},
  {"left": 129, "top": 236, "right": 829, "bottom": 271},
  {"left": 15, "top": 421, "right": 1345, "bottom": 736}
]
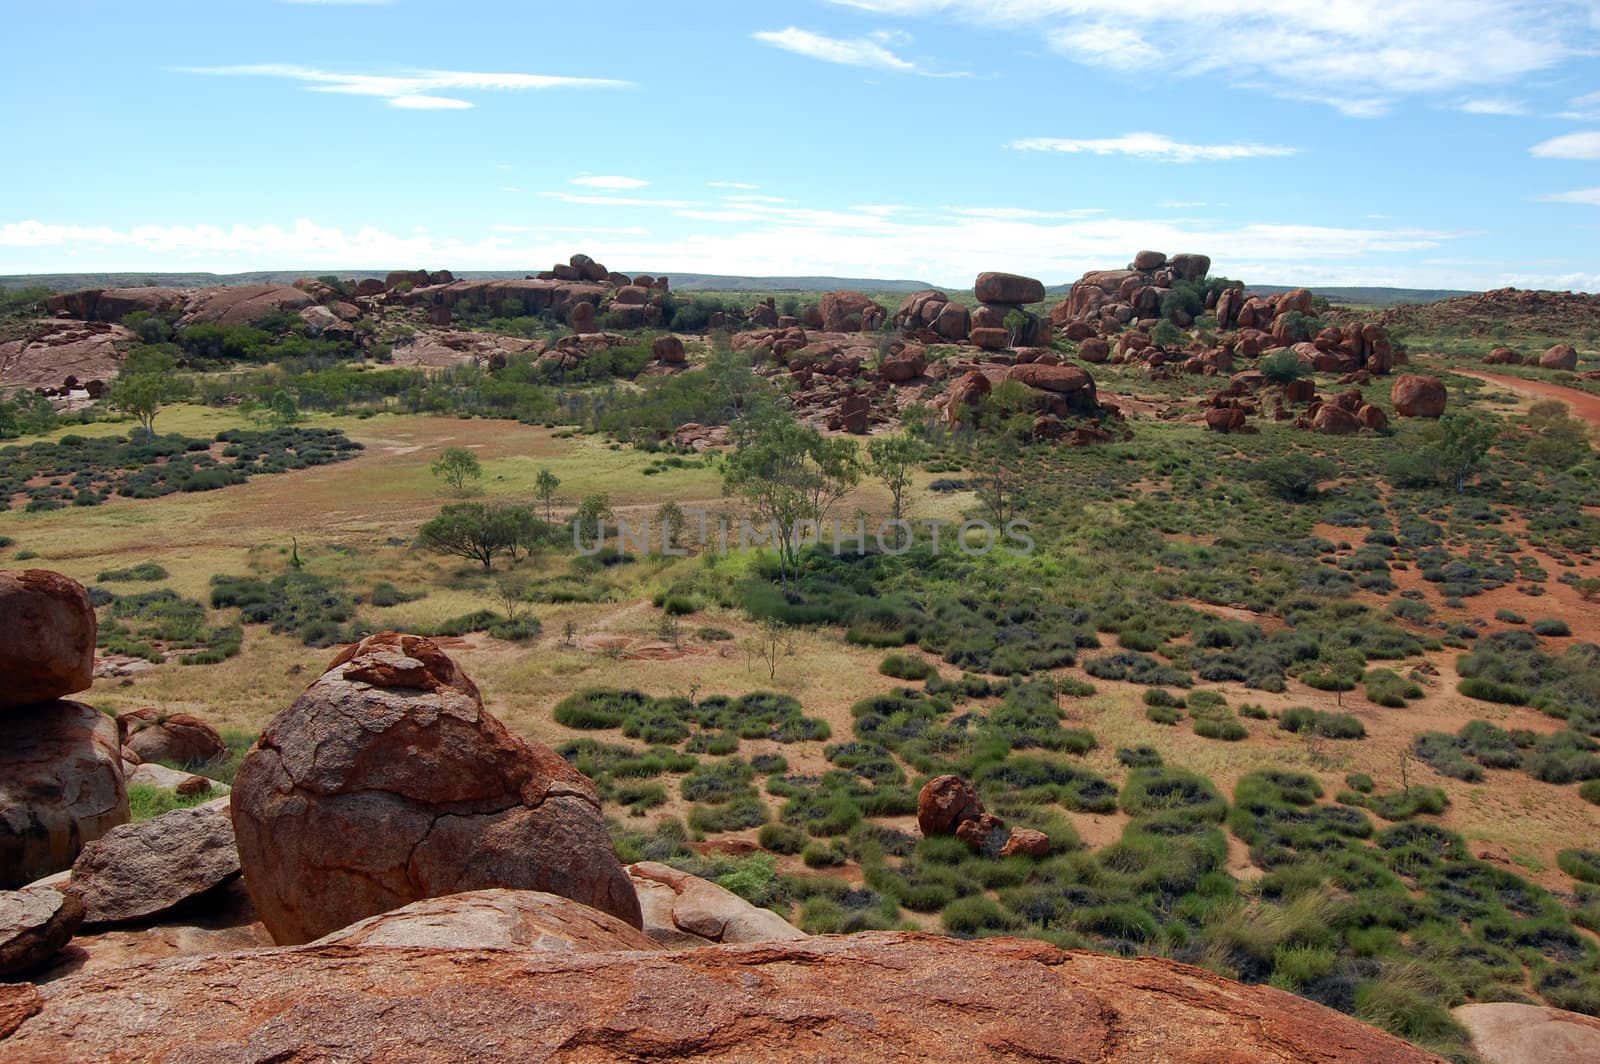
[
  {"left": 0, "top": 888, "right": 84, "bottom": 978},
  {"left": 1454, "top": 1002, "right": 1600, "bottom": 1064},
  {"left": 627, "top": 861, "right": 806, "bottom": 947},
  {"left": 5, "top": 933, "right": 1442, "bottom": 1062},
  {"left": 68, "top": 804, "right": 239, "bottom": 927},
  {"left": 313, "top": 889, "right": 658, "bottom": 953}
]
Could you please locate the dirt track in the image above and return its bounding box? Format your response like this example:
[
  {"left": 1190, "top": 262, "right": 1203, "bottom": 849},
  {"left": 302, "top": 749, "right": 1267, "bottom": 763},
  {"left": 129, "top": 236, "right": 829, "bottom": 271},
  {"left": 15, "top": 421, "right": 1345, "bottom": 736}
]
[{"left": 1457, "top": 370, "right": 1600, "bottom": 436}]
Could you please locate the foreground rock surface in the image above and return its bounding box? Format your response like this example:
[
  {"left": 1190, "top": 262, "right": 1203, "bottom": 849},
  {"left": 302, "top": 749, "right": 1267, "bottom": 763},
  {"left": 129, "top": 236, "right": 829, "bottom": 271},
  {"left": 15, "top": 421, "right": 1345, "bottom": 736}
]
[
  {"left": 0, "top": 701, "right": 128, "bottom": 889},
  {"left": 3, "top": 933, "right": 1441, "bottom": 1062},
  {"left": 67, "top": 803, "right": 239, "bottom": 927},
  {"left": 627, "top": 862, "right": 807, "bottom": 948},
  {"left": 313, "top": 889, "right": 657, "bottom": 954},
  {"left": 1453, "top": 1002, "right": 1600, "bottom": 1064},
  {"left": 231, "top": 632, "right": 641, "bottom": 943},
  {"left": 0, "top": 570, "right": 96, "bottom": 709}
]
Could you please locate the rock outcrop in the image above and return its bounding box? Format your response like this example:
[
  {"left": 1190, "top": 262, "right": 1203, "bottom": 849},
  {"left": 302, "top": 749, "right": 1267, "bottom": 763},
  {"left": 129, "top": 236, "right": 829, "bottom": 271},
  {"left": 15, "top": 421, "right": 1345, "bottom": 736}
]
[
  {"left": 819, "top": 291, "right": 886, "bottom": 333},
  {"left": 627, "top": 862, "right": 807, "bottom": 948},
  {"left": 1, "top": 701, "right": 128, "bottom": 889},
  {"left": 230, "top": 632, "right": 641, "bottom": 944},
  {"left": 1453, "top": 1002, "right": 1600, "bottom": 1064},
  {"left": 0, "top": 570, "right": 96, "bottom": 709},
  {"left": 313, "top": 888, "right": 657, "bottom": 954},
  {"left": 1, "top": 933, "right": 1443, "bottom": 1062},
  {"left": 917, "top": 775, "right": 986, "bottom": 837}
]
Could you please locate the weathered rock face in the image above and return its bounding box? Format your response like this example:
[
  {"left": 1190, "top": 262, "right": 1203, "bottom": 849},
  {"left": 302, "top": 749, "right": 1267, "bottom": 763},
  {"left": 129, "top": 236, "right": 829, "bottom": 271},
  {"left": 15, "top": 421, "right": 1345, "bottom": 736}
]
[
  {"left": 974, "top": 272, "right": 1045, "bottom": 305},
  {"left": 179, "top": 285, "right": 314, "bottom": 327},
  {"left": 0, "top": 983, "right": 41, "bottom": 1039},
  {"left": 68, "top": 803, "right": 239, "bottom": 927},
  {"left": 1391, "top": 374, "right": 1448, "bottom": 417},
  {"left": 45, "top": 287, "right": 186, "bottom": 323},
  {"left": 312, "top": 889, "right": 657, "bottom": 954},
  {"left": 819, "top": 291, "right": 886, "bottom": 333},
  {"left": 1541, "top": 342, "right": 1579, "bottom": 371},
  {"left": 2, "top": 933, "right": 1443, "bottom": 1062},
  {"left": 116, "top": 710, "right": 226, "bottom": 767},
  {"left": 917, "top": 775, "right": 985, "bottom": 837},
  {"left": 0, "top": 888, "right": 84, "bottom": 978},
  {"left": 943, "top": 370, "right": 992, "bottom": 428},
  {"left": 1453, "top": 1001, "right": 1600, "bottom": 1064},
  {"left": 230, "top": 632, "right": 641, "bottom": 944},
  {"left": 0, "top": 570, "right": 96, "bottom": 709},
  {"left": 0, "top": 702, "right": 128, "bottom": 889},
  {"left": 627, "top": 862, "right": 806, "bottom": 949}
]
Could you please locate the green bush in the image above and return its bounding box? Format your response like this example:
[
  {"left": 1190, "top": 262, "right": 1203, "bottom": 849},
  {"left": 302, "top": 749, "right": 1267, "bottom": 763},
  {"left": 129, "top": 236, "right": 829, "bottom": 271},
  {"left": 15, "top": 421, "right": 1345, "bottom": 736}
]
[
  {"left": 97, "top": 562, "right": 168, "bottom": 582},
  {"left": 758, "top": 822, "right": 807, "bottom": 854},
  {"left": 1558, "top": 848, "right": 1600, "bottom": 885},
  {"left": 553, "top": 688, "right": 651, "bottom": 729},
  {"left": 878, "top": 653, "right": 935, "bottom": 681},
  {"left": 1279, "top": 707, "right": 1366, "bottom": 739},
  {"left": 1532, "top": 618, "right": 1572, "bottom": 637},
  {"left": 1581, "top": 780, "right": 1600, "bottom": 807}
]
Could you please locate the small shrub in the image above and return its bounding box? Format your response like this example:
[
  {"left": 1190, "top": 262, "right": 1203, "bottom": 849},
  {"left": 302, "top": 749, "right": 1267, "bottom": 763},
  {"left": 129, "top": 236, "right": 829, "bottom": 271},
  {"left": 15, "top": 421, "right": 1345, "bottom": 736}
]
[
  {"left": 1557, "top": 848, "right": 1600, "bottom": 885},
  {"left": 879, "top": 653, "right": 935, "bottom": 681},
  {"left": 1532, "top": 618, "right": 1572, "bottom": 637}
]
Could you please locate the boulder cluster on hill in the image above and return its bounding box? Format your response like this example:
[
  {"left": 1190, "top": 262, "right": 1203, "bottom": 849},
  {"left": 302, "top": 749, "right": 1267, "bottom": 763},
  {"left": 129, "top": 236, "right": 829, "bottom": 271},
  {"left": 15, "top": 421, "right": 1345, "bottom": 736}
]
[
  {"left": 731, "top": 269, "right": 1120, "bottom": 442},
  {"left": 0, "top": 566, "right": 1565, "bottom": 1061}
]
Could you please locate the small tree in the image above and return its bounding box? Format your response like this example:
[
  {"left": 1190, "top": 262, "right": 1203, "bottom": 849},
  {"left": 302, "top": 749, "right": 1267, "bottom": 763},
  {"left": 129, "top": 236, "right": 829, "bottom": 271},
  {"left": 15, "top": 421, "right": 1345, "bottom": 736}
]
[
  {"left": 747, "top": 616, "right": 787, "bottom": 681},
  {"left": 1259, "top": 349, "right": 1305, "bottom": 385},
  {"left": 269, "top": 389, "right": 300, "bottom": 428},
  {"left": 1247, "top": 454, "right": 1336, "bottom": 502},
  {"left": 867, "top": 432, "right": 925, "bottom": 540},
  {"left": 656, "top": 501, "right": 687, "bottom": 553},
  {"left": 535, "top": 467, "right": 561, "bottom": 522},
  {"left": 573, "top": 493, "right": 615, "bottom": 540},
  {"left": 722, "top": 403, "right": 861, "bottom": 585},
  {"left": 417, "top": 502, "right": 519, "bottom": 570},
  {"left": 108, "top": 372, "right": 184, "bottom": 437},
  {"left": 494, "top": 574, "right": 531, "bottom": 624},
  {"left": 431, "top": 447, "right": 483, "bottom": 494},
  {"left": 562, "top": 618, "right": 578, "bottom": 647}
]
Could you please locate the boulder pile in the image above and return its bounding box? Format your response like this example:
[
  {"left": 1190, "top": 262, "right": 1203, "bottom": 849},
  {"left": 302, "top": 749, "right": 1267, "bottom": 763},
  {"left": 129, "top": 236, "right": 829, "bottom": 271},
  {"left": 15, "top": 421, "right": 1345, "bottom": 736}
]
[
  {"left": 0, "top": 571, "right": 127, "bottom": 889},
  {"left": 1051, "top": 251, "right": 1400, "bottom": 378},
  {"left": 969, "top": 272, "right": 1046, "bottom": 351},
  {"left": 916, "top": 775, "right": 1052, "bottom": 858}
]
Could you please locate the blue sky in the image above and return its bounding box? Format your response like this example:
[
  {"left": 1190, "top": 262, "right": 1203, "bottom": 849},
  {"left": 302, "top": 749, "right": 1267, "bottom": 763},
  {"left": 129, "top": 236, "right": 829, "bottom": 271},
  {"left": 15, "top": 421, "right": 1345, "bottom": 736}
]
[{"left": 2, "top": 0, "right": 1598, "bottom": 290}]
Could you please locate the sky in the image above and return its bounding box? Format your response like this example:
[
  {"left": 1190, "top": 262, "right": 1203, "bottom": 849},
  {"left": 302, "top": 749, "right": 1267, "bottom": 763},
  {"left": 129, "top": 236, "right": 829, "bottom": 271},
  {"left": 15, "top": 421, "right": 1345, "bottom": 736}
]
[{"left": 2, "top": 0, "right": 1599, "bottom": 291}]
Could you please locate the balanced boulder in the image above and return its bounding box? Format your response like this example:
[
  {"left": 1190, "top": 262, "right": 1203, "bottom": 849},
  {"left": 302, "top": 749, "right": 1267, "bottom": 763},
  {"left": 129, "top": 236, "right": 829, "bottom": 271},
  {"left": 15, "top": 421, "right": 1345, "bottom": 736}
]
[
  {"left": 230, "top": 632, "right": 641, "bottom": 944},
  {"left": 0, "top": 570, "right": 96, "bottom": 709},
  {"left": 0, "top": 701, "right": 127, "bottom": 889},
  {"left": 973, "top": 272, "right": 1045, "bottom": 305}
]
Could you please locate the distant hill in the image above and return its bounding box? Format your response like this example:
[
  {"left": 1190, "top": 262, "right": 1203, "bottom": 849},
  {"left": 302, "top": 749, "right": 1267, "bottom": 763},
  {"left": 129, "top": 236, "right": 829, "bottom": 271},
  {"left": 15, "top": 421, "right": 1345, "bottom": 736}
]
[
  {"left": 0, "top": 270, "right": 937, "bottom": 297},
  {"left": 0, "top": 270, "right": 1476, "bottom": 307}
]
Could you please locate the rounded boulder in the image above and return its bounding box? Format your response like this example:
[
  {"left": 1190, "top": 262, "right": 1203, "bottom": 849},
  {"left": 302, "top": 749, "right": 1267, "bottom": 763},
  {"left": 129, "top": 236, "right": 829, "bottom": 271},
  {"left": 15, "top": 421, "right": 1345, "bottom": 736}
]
[
  {"left": 0, "top": 570, "right": 97, "bottom": 709},
  {"left": 231, "top": 632, "right": 641, "bottom": 944},
  {"left": 1391, "top": 374, "right": 1447, "bottom": 418}
]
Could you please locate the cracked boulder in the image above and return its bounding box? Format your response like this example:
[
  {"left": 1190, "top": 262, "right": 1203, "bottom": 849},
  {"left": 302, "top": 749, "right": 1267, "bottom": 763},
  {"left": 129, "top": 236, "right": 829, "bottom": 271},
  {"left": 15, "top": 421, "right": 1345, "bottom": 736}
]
[
  {"left": 0, "top": 887, "right": 84, "bottom": 978},
  {"left": 231, "top": 632, "right": 641, "bottom": 944},
  {"left": 0, "top": 570, "right": 97, "bottom": 710}
]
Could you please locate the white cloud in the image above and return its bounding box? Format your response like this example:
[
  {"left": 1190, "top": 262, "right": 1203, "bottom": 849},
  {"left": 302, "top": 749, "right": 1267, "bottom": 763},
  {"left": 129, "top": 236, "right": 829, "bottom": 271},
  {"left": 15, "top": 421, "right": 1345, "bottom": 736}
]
[
  {"left": 1530, "top": 131, "right": 1600, "bottom": 159},
  {"left": 825, "top": 1, "right": 1594, "bottom": 115},
  {"left": 1009, "top": 132, "right": 1298, "bottom": 163},
  {"left": 570, "top": 175, "right": 649, "bottom": 190},
  {"left": 179, "top": 64, "right": 631, "bottom": 110},
  {"left": 945, "top": 206, "right": 1104, "bottom": 220},
  {"left": 1537, "top": 187, "right": 1600, "bottom": 206},
  {"left": 724, "top": 194, "right": 789, "bottom": 204},
  {"left": 492, "top": 225, "right": 650, "bottom": 235},
  {"left": 752, "top": 26, "right": 966, "bottom": 76},
  {"left": 539, "top": 192, "right": 696, "bottom": 208},
  {"left": 753, "top": 27, "right": 917, "bottom": 71},
  {"left": 709, "top": 181, "right": 759, "bottom": 189},
  {"left": 1459, "top": 98, "right": 1527, "bottom": 115}
]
